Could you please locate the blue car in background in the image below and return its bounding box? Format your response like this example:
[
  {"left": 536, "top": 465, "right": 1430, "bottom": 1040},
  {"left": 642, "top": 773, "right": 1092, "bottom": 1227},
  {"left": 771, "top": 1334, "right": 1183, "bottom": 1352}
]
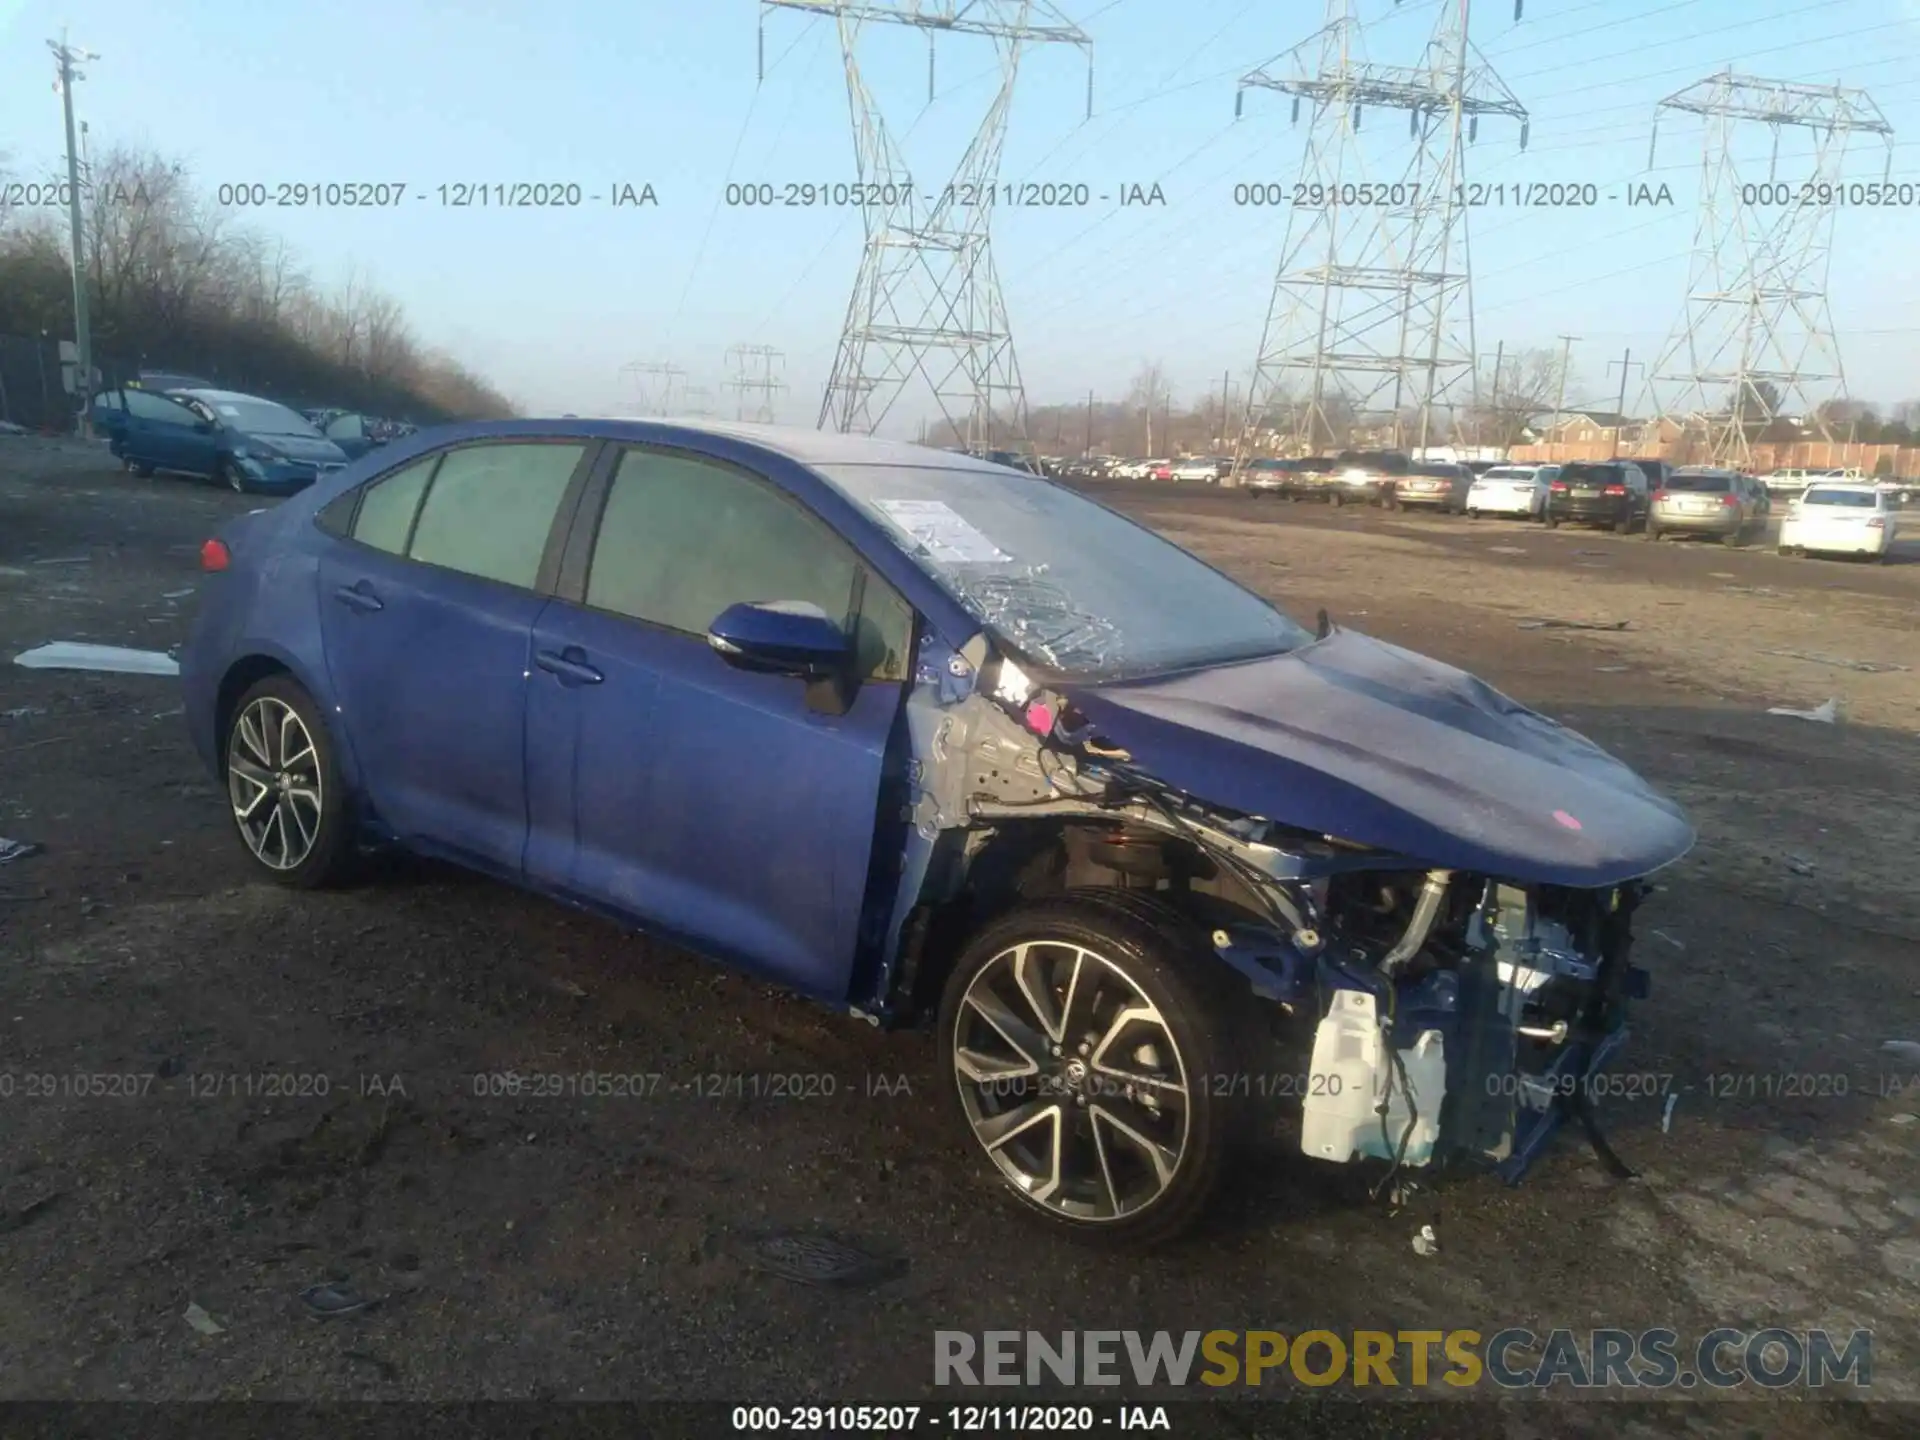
[
  {"left": 109, "top": 385, "right": 350, "bottom": 493},
  {"left": 179, "top": 419, "right": 1693, "bottom": 1244}
]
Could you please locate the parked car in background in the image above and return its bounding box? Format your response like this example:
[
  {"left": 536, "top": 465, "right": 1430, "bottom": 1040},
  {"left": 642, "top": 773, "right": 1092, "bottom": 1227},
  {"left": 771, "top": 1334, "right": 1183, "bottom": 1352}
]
[
  {"left": 1646, "top": 467, "right": 1764, "bottom": 545},
  {"left": 1778, "top": 482, "right": 1899, "bottom": 561},
  {"left": 1392, "top": 461, "right": 1473, "bottom": 513},
  {"left": 1239, "top": 457, "right": 1293, "bottom": 495},
  {"left": 1874, "top": 476, "right": 1914, "bottom": 505},
  {"left": 1169, "top": 455, "right": 1228, "bottom": 483},
  {"left": 111, "top": 386, "right": 350, "bottom": 493},
  {"left": 1624, "top": 458, "right": 1673, "bottom": 494},
  {"left": 1149, "top": 460, "right": 1175, "bottom": 481},
  {"left": 1736, "top": 472, "right": 1772, "bottom": 520},
  {"left": 1328, "top": 449, "right": 1410, "bottom": 507},
  {"left": 1764, "top": 467, "right": 1824, "bottom": 497},
  {"left": 306, "top": 409, "right": 392, "bottom": 461},
  {"left": 178, "top": 418, "right": 1692, "bottom": 1245},
  {"left": 1466, "top": 463, "right": 1557, "bottom": 519},
  {"left": 1544, "top": 460, "right": 1650, "bottom": 532}
]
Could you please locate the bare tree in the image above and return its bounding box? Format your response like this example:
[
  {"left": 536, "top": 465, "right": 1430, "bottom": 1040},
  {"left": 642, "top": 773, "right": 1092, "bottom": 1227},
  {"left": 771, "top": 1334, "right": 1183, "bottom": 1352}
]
[
  {"left": 1125, "top": 360, "right": 1173, "bottom": 454},
  {"left": 1468, "top": 347, "right": 1569, "bottom": 448}
]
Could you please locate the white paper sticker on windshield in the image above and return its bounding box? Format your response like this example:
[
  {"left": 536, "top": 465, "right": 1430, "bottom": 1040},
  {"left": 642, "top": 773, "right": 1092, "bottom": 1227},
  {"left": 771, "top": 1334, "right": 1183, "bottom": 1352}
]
[{"left": 873, "top": 499, "right": 1010, "bottom": 563}]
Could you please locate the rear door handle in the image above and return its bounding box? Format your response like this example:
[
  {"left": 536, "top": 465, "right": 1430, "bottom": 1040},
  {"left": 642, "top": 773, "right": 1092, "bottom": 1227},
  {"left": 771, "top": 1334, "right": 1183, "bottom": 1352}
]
[
  {"left": 332, "top": 582, "right": 383, "bottom": 613},
  {"left": 535, "top": 647, "right": 603, "bottom": 686}
]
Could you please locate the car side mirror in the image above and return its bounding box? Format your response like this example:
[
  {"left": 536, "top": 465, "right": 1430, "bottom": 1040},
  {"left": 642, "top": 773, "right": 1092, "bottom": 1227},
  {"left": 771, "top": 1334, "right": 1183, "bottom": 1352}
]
[{"left": 707, "top": 600, "right": 854, "bottom": 715}]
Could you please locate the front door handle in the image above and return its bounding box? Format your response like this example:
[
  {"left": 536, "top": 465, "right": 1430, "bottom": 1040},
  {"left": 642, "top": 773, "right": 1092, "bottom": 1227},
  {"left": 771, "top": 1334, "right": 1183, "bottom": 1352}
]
[
  {"left": 332, "top": 582, "right": 383, "bottom": 613},
  {"left": 535, "top": 647, "right": 603, "bottom": 686}
]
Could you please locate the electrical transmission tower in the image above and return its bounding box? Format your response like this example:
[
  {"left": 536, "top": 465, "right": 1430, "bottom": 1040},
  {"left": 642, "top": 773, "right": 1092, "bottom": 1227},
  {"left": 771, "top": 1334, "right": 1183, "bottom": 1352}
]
[
  {"left": 1643, "top": 72, "right": 1891, "bottom": 468},
  {"left": 620, "top": 361, "right": 686, "bottom": 417},
  {"left": 1231, "top": 0, "right": 1527, "bottom": 468},
  {"left": 759, "top": 2, "right": 1092, "bottom": 450},
  {"left": 725, "top": 343, "right": 788, "bottom": 422},
  {"left": 682, "top": 385, "right": 717, "bottom": 418}
]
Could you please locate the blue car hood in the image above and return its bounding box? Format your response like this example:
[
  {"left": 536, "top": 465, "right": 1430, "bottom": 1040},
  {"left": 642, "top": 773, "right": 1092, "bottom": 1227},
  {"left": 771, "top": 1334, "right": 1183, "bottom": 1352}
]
[{"left": 1059, "top": 629, "right": 1694, "bottom": 889}]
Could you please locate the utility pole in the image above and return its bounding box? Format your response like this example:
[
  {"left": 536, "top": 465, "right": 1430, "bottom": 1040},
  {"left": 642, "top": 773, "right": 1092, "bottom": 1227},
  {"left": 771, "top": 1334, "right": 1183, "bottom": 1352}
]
[
  {"left": 49, "top": 32, "right": 98, "bottom": 439},
  {"left": 1085, "top": 388, "right": 1094, "bottom": 457},
  {"left": 1607, "top": 348, "right": 1642, "bottom": 459},
  {"left": 1481, "top": 340, "right": 1504, "bottom": 450},
  {"left": 1551, "top": 333, "right": 1578, "bottom": 461}
]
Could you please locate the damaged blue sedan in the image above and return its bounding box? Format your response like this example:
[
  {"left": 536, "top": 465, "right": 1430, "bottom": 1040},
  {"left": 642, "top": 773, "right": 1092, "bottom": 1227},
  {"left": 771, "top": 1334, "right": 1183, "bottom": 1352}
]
[{"left": 180, "top": 421, "right": 1694, "bottom": 1244}]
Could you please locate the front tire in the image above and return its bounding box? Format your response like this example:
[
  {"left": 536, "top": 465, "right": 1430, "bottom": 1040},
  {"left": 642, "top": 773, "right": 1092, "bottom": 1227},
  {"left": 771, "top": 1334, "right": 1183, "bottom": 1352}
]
[
  {"left": 937, "top": 893, "right": 1257, "bottom": 1247},
  {"left": 219, "top": 457, "right": 249, "bottom": 493},
  {"left": 223, "top": 675, "right": 355, "bottom": 889}
]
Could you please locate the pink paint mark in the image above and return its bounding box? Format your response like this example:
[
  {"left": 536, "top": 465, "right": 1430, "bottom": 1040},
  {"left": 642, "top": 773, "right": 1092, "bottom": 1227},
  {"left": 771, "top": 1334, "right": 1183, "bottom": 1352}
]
[
  {"left": 1552, "top": 809, "right": 1583, "bottom": 831},
  {"left": 1025, "top": 700, "right": 1055, "bottom": 734}
]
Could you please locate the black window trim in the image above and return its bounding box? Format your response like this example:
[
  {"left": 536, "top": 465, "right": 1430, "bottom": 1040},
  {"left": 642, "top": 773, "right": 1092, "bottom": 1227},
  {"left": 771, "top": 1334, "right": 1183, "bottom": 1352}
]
[
  {"left": 553, "top": 439, "right": 917, "bottom": 681},
  {"left": 318, "top": 437, "right": 604, "bottom": 599}
]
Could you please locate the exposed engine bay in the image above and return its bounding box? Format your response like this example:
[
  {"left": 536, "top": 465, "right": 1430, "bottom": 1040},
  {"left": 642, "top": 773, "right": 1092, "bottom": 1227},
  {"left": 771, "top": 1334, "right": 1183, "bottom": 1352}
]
[{"left": 879, "top": 631, "right": 1657, "bottom": 1186}]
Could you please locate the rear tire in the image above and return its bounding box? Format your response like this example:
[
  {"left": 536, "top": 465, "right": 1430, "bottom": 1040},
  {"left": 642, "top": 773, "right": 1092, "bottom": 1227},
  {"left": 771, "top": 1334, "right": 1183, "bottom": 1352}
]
[
  {"left": 937, "top": 891, "right": 1261, "bottom": 1248},
  {"left": 1645, "top": 524, "right": 1662, "bottom": 541},
  {"left": 133, "top": 461, "right": 156, "bottom": 478},
  {"left": 1544, "top": 516, "right": 1559, "bottom": 530},
  {"left": 222, "top": 675, "right": 355, "bottom": 890}
]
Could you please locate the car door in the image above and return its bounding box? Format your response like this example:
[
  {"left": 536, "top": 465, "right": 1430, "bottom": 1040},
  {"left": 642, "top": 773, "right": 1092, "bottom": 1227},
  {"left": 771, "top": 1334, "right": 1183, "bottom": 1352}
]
[
  {"left": 120, "top": 389, "right": 201, "bottom": 471},
  {"left": 324, "top": 411, "right": 375, "bottom": 459},
  {"left": 315, "top": 438, "right": 595, "bottom": 875},
  {"left": 522, "top": 443, "right": 916, "bottom": 998}
]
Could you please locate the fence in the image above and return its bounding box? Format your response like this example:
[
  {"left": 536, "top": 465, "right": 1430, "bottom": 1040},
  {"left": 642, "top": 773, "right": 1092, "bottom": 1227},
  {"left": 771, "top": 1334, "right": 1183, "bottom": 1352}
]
[
  {"left": 0, "top": 332, "right": 144, "bottom": 433},
  {"left": 1510, "top": 436, "right": 1920, "bottom": 475}
]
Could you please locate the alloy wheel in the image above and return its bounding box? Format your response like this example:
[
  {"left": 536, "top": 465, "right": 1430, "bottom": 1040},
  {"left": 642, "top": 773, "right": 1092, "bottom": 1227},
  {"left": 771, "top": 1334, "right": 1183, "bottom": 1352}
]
[
  {"left": 226, "top": 696, "right": 324, "bottom": 870},
  {"left": 951, "top": 940, "right": 1191, "bottom": 1223}
]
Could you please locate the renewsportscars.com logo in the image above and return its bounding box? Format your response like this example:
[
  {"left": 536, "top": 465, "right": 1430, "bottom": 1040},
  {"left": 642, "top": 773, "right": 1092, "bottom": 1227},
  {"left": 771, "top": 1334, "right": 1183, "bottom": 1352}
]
[{"left": 933, "top": 1328, "right": 1873, "bottom": 1391}]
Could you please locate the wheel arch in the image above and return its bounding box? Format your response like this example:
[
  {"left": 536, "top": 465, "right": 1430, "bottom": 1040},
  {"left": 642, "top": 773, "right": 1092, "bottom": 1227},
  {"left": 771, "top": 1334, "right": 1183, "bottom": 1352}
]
[
  {"left": 213, "top": 648, "right": 357, "bottom": 787},
  {"left": 885, "top": 817, "right": 1278, "bottom": 1028}
]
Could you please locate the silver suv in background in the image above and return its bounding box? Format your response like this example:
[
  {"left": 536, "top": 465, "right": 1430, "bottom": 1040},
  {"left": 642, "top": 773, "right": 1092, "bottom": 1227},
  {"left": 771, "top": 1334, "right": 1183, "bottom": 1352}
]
[{"left": 1646, "top": 467, "right": 1765, "bottom": 545}]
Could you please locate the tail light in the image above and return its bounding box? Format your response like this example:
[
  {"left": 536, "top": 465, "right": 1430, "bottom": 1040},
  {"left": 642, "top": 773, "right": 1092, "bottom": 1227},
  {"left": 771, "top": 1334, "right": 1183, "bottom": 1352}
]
[
  {"left": 1866, "top": 516, "right": 1886, "bottom": 529},
  {"left": 1652, "top": 490, "right": 1667, "bottom": 503},
  {"left": 1602, "top": 484, "right": 1626, "bottom": 496},
  {"left": 200, "top": 537, "right": 230, "bottom": 572},
  {"left": 1720, "top": 493, "right": 1737, "bottom": 506},
  {"left": 1550, "top": 481, "right": 1568, "bottom": 492}
]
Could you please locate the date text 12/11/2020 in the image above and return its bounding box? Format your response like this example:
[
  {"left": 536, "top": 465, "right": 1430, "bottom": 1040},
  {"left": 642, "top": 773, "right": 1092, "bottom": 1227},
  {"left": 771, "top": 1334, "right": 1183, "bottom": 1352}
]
[
  {"left": 212, "top": 181, "right": 660, "bottom": 208},
  {"left": 1231, "top": 180, "right": 1677, "bottom": 207}
]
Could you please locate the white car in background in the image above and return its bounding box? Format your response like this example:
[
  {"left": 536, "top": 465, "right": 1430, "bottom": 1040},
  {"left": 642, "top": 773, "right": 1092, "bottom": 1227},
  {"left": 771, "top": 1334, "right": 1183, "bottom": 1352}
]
[
  {"left": 1778, "top": 482, "right": 1899, "bottom": 561},
  {"left": 1466, "top": 464, "right": 1558, "bottom": 519}
]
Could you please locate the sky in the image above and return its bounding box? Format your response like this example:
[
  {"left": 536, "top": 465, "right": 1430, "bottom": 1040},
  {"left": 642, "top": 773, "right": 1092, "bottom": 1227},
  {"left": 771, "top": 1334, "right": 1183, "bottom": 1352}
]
[{"left": 3, "top": 0, "right": 1919, "bottom": 434}]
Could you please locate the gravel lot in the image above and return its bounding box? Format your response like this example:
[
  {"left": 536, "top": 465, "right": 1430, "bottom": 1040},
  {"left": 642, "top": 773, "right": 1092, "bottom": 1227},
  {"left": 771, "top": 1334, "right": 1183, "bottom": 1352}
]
[{"left": 2, "top": 444, "right": 1916, "bottom": 1436}]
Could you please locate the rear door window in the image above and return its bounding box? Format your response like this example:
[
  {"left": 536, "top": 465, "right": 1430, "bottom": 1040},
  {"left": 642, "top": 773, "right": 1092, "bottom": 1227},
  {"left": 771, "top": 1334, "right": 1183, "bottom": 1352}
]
[
  {"left": 407, "top": 441, "right": 588, "bottom": 588},
  {"left": 349, "top": 455, "right": 440, "bottom": 554}
]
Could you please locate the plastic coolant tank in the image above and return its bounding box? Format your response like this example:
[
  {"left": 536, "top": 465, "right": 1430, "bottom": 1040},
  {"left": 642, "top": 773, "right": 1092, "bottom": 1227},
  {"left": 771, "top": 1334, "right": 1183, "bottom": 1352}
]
[{"left": 1299, "top": 988, "right": 1447, "bottom": 1167}]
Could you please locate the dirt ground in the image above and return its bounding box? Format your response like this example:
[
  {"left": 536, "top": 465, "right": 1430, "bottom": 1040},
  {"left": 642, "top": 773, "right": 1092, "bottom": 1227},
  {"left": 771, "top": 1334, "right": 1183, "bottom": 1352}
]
[{"left": 1, "top": 443, "right": 1917, "bottom": 1436}]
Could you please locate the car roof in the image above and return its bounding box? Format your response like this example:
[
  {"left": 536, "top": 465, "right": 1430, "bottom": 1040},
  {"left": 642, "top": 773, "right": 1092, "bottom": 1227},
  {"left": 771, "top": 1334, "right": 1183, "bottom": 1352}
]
[
  {"left": 361, "top": 416, "right": 1022, "bottom": 474},
  {"left": 1800, "top": 482, "right": 1880, "bottom": 496},
  {"left": 173, "top": 387, "right": 281, "bottom": 404}
]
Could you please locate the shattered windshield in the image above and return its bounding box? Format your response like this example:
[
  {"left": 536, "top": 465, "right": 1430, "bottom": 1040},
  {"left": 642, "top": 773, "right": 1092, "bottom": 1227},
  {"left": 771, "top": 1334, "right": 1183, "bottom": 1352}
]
[{"left": 816, "top": 463, "right": 1314, "bottom": 680}]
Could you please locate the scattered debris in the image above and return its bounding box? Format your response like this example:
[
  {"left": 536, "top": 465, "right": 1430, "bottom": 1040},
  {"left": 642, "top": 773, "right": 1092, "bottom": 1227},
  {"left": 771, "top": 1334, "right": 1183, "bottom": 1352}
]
[
  {"left": 1892, "top": 1114, "right": 1916, "bottom": 1127},
  {"left": 1762, "top": 648, "right": 1908, "bottom": 674},
  {"left": 183, "top": 1301, "right": 226, "bottom": 1336},
  {"left": 0, "top": 1191, "right": 64, "bottom": 1234},
  {"left": 748, "top": 1230, "right": 906, "bottom": 1289},
  {"left": 0, "top": 707, "right": 45, "bottom": 720},
  {"left": 1721, "top": 584, "right": 1780, "bottom": 596},
  {"left": 299, "top": 1282, "right": 379, "bottom": 1319},
  {"left": 1784, "top": 855, "right": 1816, "bottom": 876},
  {"left": 0, "top": 838, "right": 43, "bottom": 866},
  {"left": 545, "top": 975, "right": 586, "bottom": 998},
  {"left": 1486, "top": 546, "right": 1528, "bottom": 555},
  {"left": 1649, "top": 929, "right": 1685, "bottom": 951},
  {"left": 31, "top": 555, "right": 89, "bottom": 567},
  {"left": 1596, "top": 665, "right": 1630, "bottom": 673},
  {"left": 1661, "top": 1093, "right": 1678, "bottom": 1134},
  {"left": 1708, "top": 571, "right": 1735, "bottom": 579},
  {"left": 1517, "top": 618, "right": 1631, "bottom": 632},
  {"left": 1574, "top": 549, "right": 1606, "bottom": 556},
  {"left": 1766, "top": 697, "right": 1839, "bottom": 724},
  {"left": 13, "top": 642, "right": 180, "bottom": 676},
  {"left": 161, "top": 587, "right": 195, "bottom": 600},
  {"left": 1412, "top": 1224, "right": 1439, "bottom": 1257},
  {"left": 1882, "top": 1041, "right": 1920, "bottom": 1065}
]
